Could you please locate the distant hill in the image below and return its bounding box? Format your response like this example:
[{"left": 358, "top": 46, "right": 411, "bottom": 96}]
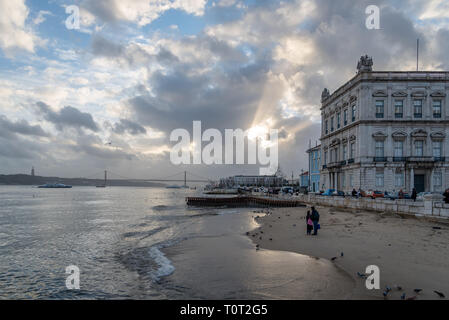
[{"left": 0, "top": 174, "right": 166, "bottom": 188}]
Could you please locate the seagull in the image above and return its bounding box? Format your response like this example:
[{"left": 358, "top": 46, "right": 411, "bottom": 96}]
[
  {"left": 434, "top": 291, "right": 445, "bottom": 298},
  {"left": 414, "top": 289, "right": 422, "bottom": 294}
]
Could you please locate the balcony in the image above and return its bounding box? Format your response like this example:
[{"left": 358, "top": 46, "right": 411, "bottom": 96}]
[
  {"left": 434, "top": 157, "right": 446, "bottom": 162},
  {"left": 407, "top": 156, "right": 434, "bottom": 163},
  {"left": 347, "top": 158, "right": 355, "bottom": 164},
  {"left": 393, "top": 157, "right": 406, "bottom": 162},
  {"left": 375, "top": 113, "right": 384, "bottom": 119},
  {"left": 374, "top": 157, "right": 387, "bottom": 162},
  {"left": 414, "top": 113, "right": 423, "bottom": 118},
  {"left": 340, "top": 160, "right": 347, "bottom": 166},
  {"left": 395, "top": 113, "right": 403, "bottom": 118},
  {"left": 327, "top": 162, "right": 342, "bottom": 168},
  {"left": 433, "top": 113, "right": 442, "bottom": 119}
]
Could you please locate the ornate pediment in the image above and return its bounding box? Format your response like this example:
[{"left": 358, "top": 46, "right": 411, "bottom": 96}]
[
  {"left": 411, "top": 91, "right": 427, "bottom": 98},
  {"left": 342, "top": 137, "right": 348, "bottom": 144},
  {"left": 411, "top": 129, "right": 428, "bottom": 138},
  {"left": 430, "top": 132, "right": 446, "bottom": 140},
  {"left": 372, "top": 90, "right": 388, "bottom": 97},
  {"left": 372, "top": 131, "right": 388, "bottom": 140},
  {"left": 349, "top": 135, "right": 357, "bottom": 141},
  {"left": 392, "top": 131, "right": 408, "bottom": 140},
  {"left": 330, "top": 138, "right": 341, "bottom": 147},
  {"left": 349, "top": 95, "right": 357, "bottom": 102},
  {"left": 430, "top": 91, "right": 446, "bottom": 98},
  {"left": 392, "top": 91, "right": 408, "bottom": 98}
]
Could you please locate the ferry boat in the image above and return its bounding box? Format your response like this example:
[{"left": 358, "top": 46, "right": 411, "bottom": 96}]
[{"left": 38, "top": 183, "right": 72, "bottom": 189}]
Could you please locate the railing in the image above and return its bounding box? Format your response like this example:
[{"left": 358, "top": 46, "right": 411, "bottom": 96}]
[
  {"left": 393, "top": 157, "right": 406, "bottom": 162},
  {"left": 395, "top": 113, "right": 403, "bottom": 118},
  {"left": 414, "top": 113, "right": 423, "bottom": 118},
  {"left": 408, "top": 156, "right": 434, "bottom": 162},
  {"left": 374, "top": 157, "right": 387, "bottom": 162},
  {"left": 433, "top": 113, "right": 442, "bottom": 119},
  {"left": 434, "top": 157, "right": 446, "bottom": 162},
  {"left": 348, "top": 158, "right": 355, "bottom": 164},
  {"left": 340, "top": 160, "right": 347, "bottom": 166},
  {"left": 375, "top": 113, "right": 384, "bottom": 118}
]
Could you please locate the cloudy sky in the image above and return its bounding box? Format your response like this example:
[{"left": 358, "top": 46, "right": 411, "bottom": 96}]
[{"left": 1, "top": 0, "right": 449, "bottom": 181}]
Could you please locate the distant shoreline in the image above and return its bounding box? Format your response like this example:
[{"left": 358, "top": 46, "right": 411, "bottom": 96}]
[{"left": 0, "top": 174, "right": 166, "bottom": 188}]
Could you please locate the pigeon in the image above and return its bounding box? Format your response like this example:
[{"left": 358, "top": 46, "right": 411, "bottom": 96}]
[
  {"left": 385, "top": 286, "right": 392, "bottom": 293},
  {"left": 414, "top": 289, "right": 422, "bottom": 294},
  {"left": 382, "top": 291, "right": 389, "bottom": 298},
  {"left": 394, "top": 285, "right": 403, "bottom": 291},
  {"left": 269, "top": 238, "right": 273, "bottom": 241},
  {"left": 331, "top": 257, "right": 337, "bottom": 261},
  {"left": 260, "top": 231, "right": 264, "bottom": 234},
  {"left": 357, "top": 272, "right": 366, "bottom": 278},
  {"left": 400, "top": 293, "right": 406, "bottom": 300},
  {"left": 341, "top": 252, "right": 344, "bottom": 257},
  {"left": 434, "top": 291, "right": 445, "bottom": 298}
]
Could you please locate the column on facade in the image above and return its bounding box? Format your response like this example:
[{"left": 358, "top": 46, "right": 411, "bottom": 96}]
[
  {"left": 430, "top": 169, "right": 434, "bottom": 192},
  {"left": 410, "top": 167, "right": 414, "bottom": 192}
]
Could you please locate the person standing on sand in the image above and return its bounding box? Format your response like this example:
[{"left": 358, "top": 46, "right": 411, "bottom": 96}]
[
  {"left": 310, "top": 207, "right": 320, "bottom": 236},
  {"left": 412, "top": 188, "right": 417, "bottom": 202},
  {"left": 306, "top": 211, "right": 313, "bottom": 235}
]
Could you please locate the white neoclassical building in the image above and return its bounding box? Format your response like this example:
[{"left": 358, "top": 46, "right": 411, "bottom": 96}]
[{"left": 319, "top": 55, "right": 449, "bottom": 194}]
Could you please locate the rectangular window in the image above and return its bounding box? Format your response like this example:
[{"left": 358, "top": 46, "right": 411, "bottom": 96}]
[
  {"left": 335, "top": 147, "right": 339, "bottom": 162},
  {"left": 325, "top": 120, "right": 328, "bottom": 135},
  {"left": 344, "top": 109, "right": 348, "bottom": 126},
  {"left": 376, "top": 172, "right": 384, "bottom": 188},
  {"left": 337, "top": 113, "right": 341, "bottom": 129},
  {"left": 433, "top": 141, "right": 442, "bottom": 157},
  {"left": 394, "top": 140, "right": 403, "bottom": 157},
  {"left": 433, "top": 100, "right": 442, "bottom": 118},
  {"left": 349, "top": 174, "right": 354, "bottom": 187},
  {"left": 375, "top": 100, "right": 384, "bottom": 118},
  {"left": 414, "top": 100, "right": 423, "bottom": 118},
  {"left": 395, "top": 100, "right": 403, "bottom": 118},
  {"left": 434, "top": 171, "right": 442, "bottom": 188},
  {"left": 375, "top": 141, "right": 384, "bottom": 157},
  {"left": 324, "top": 151, "right": 327, "bottom": 165},
  {"left": 395, "top": 172, "right": 404, "bottom": 188},
  {"left": 331, "top": 117, "right": 334, "bottom": 132},
  {"left": 415, "top": 140, "right": 424, "bottom": 157},
  {"left": 343, "top": 144, "right": 347, "bottom": 160},
  {"left": 341, "top": 172, "right": 346, "bottom": 188},
  {"left": 350, "top": 142, "right": 355, "bottom": 159},
  {"left": 351, "top": 105, "right": 356, "bottom": 122}
]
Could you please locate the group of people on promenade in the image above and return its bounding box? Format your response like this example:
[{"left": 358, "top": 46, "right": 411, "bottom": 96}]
[{"left": 305, "top": 207, "right": 320, "bottom": 236}]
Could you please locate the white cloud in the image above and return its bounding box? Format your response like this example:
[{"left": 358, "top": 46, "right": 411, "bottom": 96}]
[{"left": 0, "top": 0, "right": 44, "bottom": 54}]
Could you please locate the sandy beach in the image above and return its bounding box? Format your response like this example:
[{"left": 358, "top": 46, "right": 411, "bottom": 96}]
[{"left": 248, "top": 205, "right": 449, "bottom": 300}]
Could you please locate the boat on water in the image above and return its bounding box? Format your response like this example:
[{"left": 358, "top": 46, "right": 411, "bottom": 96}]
[{"left": 38, "top": 183, "right": 72, "bottom": 189}]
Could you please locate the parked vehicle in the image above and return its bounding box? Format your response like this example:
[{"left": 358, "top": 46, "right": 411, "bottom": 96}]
[
  {"left": 385, "top": 191, "right": 411, "bottom": 200},
  {"left": 366, "top": 190, "right": 384, "bottom": 199},
  {"left": 322, "top": 189, "right": 335, "bottom": 196}
]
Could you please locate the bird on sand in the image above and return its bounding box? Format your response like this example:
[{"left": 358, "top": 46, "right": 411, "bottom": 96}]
[
  {"left": 434, "top": 291, "right": 445, "bottom": 298},
  {"left": 269, "top": 238, "right": 273, "bottom": 241},
  {"left": 341, "top": 252, "right": 344, "bottom": 257},
  {"left": 385, "top": 286, "right": 392, "bottom": 293},
  {"left": 400, "top": 293, "right": 406, "bottom": 300},
  {"left": 414, "top": 289, "right": 422, "bottom": 294},
  {"left": 331, "top": 257, "right": 337, "bottom": 261},
  {"left": 382, "top": 291, "right": 389, "bottom": 298},
  {"left": 394, "top": 285, "right": 403, "bottom": 291}
]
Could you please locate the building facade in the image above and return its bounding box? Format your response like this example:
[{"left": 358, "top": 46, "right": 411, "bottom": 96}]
[
  {"left": 300, "top": 171, "right": 309, "bottom": 188},
  {"left": 307, "top": 145, "right": 321, "bottom": 192},
  {"left": 320, "top": 55, "right": 449, "bottom": 194}
]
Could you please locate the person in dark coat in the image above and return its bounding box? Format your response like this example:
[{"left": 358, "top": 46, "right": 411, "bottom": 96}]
[
  {"left": 411, "top": 188, "right": 417, "bottom": 202},
  {"left": 310, "top": 206, "right": 320, "bottom": 236},
  {"left": 443, "top": 188, "right": 449, "bottom": 204}
]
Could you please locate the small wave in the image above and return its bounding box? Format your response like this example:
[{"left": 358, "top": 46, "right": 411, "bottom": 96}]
[
  {"left": 152, "top": 205, "right": 177, "bottom": 211},
  {"left": 148, "top": 245, "right": 175, "bottom": 281}
]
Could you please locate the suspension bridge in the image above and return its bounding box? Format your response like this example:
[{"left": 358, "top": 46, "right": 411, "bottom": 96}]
[{"left": 83, "top": 170, "right": 215, "bottom": 187}]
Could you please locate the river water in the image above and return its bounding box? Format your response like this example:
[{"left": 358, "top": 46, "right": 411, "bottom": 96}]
[{"left": 0, "top": 186, "right": 354, "bottom": 299}]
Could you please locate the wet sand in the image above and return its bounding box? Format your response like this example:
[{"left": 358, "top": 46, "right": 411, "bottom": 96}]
[
  {"left": 249, "top": 206, "right": 449, "bottom": 300},
  {"left": 162, "top": 210, "right": 355, "bottom": 299}
]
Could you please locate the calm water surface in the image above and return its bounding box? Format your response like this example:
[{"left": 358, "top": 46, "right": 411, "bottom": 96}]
[{"left": 0, "top": 186, "right": 354, "bottom": 299}]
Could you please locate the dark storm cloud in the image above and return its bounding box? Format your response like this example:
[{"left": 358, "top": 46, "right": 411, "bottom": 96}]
[
  {"left": 0, "top": 116, "right": 48, "bottom": 138},
  {"left": 70, "top": 143, "right": 136, "bottom": 161},
  {"left": 36, "top": 102, "right": 99, "bottom": 132},
  {"left": 112, "top": 119, "right": 147, "bottom": 135}
]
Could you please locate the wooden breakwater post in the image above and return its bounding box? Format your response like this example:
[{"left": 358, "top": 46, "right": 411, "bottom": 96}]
[{"left": 185, "top": 196, "right": 306, "bottom": 208}]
